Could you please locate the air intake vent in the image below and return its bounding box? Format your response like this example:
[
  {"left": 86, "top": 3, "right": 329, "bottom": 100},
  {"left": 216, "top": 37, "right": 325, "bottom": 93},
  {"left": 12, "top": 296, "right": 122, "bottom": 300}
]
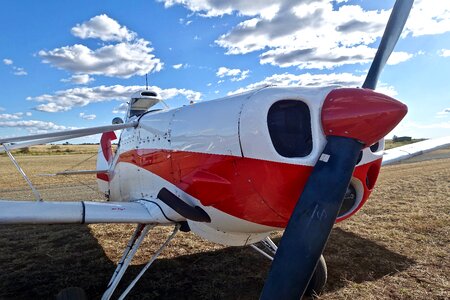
[{"left": 141, "top": 91, "right": 157, "bottom": 97}]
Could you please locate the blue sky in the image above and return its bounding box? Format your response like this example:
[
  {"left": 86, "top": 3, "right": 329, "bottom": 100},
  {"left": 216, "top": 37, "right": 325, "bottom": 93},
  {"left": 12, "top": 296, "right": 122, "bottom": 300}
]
[{"left": 0, "top": 0, "right": 449, "bottom": 142}]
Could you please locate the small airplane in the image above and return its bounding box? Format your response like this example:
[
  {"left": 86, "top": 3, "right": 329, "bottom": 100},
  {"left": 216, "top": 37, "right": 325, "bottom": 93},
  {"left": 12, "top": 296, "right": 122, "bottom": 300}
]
[{"left": 0, "top": 0, "right": 449, "bottom": 299}]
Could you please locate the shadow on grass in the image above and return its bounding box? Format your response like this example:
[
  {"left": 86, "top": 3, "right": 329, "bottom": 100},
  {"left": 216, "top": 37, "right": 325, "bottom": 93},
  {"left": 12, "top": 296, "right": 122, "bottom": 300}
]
[
  {"left": 0, "top": 226, "right": 414, "bottom": 299},
  {"left": 0, "top": 225, "right": 115, "bottom": 300},
  {"left": 323, "top": 228, "right": 415, "bottom": 293}
]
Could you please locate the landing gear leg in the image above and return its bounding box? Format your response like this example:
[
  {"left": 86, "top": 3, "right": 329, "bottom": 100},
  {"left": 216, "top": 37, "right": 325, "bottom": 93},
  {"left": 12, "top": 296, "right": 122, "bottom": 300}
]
[
  {"left": 250, "top": 236, "right": 278, "bottom": 260},
  {"left": 102, "top": 223, "right": 180, "bottom": 300},
  {"left": 251, "top": 237, "right": 327, "bottom": 296}
]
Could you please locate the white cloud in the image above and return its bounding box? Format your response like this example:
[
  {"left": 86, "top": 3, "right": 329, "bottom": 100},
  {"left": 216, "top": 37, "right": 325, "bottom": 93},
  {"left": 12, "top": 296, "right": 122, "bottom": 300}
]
[
  {"left": 61, "top": 74, "right": 94, "bottom": 85},
  {"left": 216, "top": 67, "right": 249, "bottom": 81},
  {"left": 162, "top": 1, "right": 418, "bottom": 70},
  {"left": 39, "top": 15, "right": 163, "bottom": 78},
  {"left": 39, "top": 40, "right": 162, "bottom": 78},
  {"left": 436, "top": 108, "right": 450, "bottom": 118},
  {"left": 112, "top": 103, "right": 128, "bottom": 114},
  {"left": 71, "top": 14, "right": 136, "bottom": 42},
  {"left": 0, "top": 113, "right": 24, "bottom": 120},
  {"left": 28, "top": 84, "right": 202, "bottom": 112},
  {"left": 3, "top": 59, "right": 28, "bottom": 75},
  {"left": 12, "top": 67, "right": 27, "bottom": 76},
  {"left": 25, "top": 112, "right": 32, "bottom": 117},
  {"left": 439, "top": 49, "right": 450, "bottom": 57},
  {"left": 0, "top": 120, "right": 73, "bottom": 131},
  {"left": 386, "top": 51, "right": 414, "bottom": 65},
  {"left": 79, "top": 112, "right": 96, "bottom": 120},
  {"left": 227, "top": 72, "right": 397, "bottom": 97},
  {"left": 173, "top": 63, "right": 183, "bottom": 69},
  {"left": 390, "top": 117, "right": 450, "bottom": 139},
  {"left": 160, "top": 0, "right": 279, "bottom": 18},
  {"left": 404, "top": 0, "right": 450, "bottom": 37}
]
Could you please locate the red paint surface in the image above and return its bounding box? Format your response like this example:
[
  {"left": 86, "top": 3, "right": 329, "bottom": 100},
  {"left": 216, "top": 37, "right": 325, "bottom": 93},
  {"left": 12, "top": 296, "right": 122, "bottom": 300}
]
[
  {"left": 97, "top": 172, "right": 109, "bottom": 182},
  {"left": 97, "top": 131, "right": 117, "bottom": 182},
  {"left": 118, "top": 149, "right": 381, "bottom": 227},
  {"left": 100, "top": 131, "right": 117, "bottom": 162},
  {"left": 322, "top": 88, "right": 407, "bottom": 146}
]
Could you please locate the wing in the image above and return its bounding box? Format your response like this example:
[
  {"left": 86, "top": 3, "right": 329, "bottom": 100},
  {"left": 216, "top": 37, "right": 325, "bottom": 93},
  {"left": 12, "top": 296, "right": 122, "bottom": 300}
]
[
  {"left": 0, "top": 200, "right": 176, "bottom": 225},
  {"left": 0, "top": 121, "right": 171, "bottom": 225},
  {"left": 0, "top": 121, "right": 137, "bottom": 151},
  {"left": 382, "top": 136, "right": 450, "bottom": 166}
]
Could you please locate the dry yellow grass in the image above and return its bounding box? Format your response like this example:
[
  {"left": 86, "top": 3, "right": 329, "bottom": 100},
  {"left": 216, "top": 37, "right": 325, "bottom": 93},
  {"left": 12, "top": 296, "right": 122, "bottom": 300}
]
[{"left": 0, "top": 148, "right": 448, "bottom": 299}]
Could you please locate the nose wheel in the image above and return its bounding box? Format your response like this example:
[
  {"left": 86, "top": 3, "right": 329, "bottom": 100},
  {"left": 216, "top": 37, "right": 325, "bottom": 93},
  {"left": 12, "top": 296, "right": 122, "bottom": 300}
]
[{"left": 304, "top": 255, "right": 327, "bottom": 297}]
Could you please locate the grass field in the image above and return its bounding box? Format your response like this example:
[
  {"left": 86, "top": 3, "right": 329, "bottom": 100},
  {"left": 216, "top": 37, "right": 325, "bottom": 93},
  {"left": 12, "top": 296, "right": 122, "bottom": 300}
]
[{"left": 0, "top": 147, "right": 448, "bottom": 299}]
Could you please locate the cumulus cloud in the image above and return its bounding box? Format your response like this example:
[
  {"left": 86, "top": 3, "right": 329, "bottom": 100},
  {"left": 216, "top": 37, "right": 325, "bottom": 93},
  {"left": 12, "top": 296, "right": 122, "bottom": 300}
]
[
  {"left": 12, "top": 67, "right": 27, "bottom": 76},
  {"left": 173, "top": 63, "right": 183, "bottom": 69},
  {"left": 228, "top": 72, "right": 397, "bottom": 97},
  {"left": 439, "top": 49, "right": 450, "bottom": 57},
  {"left": 28, "top": 85, "right": 202, "bottom": 112},
  {"left": 61, "top": 74, "right": 94, "bottom": 85},
  {"left": 39, "top": 15, "right": 163, "bottom": 78},
  {"left": 216, "top": 67, "right": 249, "bottom": 81},
  {"left": 161, "top": 0, "right": 423, "bottom": 69},
  {"left": 39, "top": 40, "right": 162, "bottom": 78},
  {"left": 0, "top": 120, "right": 72, "bottom": 131},
  {"left": 403, "top": 0, "right": 450, "bottom": 37},
  {"left": 79, "top": 112, "right": 96, "bottom": 120},
  {"left": 71, "top": 14, "right": 136, "bottom": 42},
  {"left": 160, "top": 0, "right": 279, "bottom": 18},
  {"left": 0, "top": 113, "right": 24, "bottom": 120},
  {"left": 3, "top": 59, "right": 28, "bottom": 75}
]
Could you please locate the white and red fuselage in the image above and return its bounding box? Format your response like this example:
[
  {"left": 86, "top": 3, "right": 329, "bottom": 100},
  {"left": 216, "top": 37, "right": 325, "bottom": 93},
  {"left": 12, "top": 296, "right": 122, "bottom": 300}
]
[{"left": 98, "top": 86, "right": 402, "bottom": 246}]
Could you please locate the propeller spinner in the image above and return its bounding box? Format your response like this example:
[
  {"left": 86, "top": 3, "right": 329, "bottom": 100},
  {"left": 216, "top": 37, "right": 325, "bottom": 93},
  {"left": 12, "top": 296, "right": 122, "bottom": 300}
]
[{"left": 260, "top": 0, "right": 414, "bottom": 299}]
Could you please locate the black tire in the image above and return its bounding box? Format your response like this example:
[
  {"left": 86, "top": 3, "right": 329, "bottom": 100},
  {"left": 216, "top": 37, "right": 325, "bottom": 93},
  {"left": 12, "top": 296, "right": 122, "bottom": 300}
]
[
  {"left": 55, "top": 287, "right": 87, "bottom": 300},
  {"left": 304, "top": 255, "right": 327, "bottom": 297}
]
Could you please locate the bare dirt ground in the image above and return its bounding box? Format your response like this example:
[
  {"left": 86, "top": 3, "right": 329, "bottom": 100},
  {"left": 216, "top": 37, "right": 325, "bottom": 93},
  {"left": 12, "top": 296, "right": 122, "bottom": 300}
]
[{"left": 0, "top": 148, "right": 449, "bottom": 299}]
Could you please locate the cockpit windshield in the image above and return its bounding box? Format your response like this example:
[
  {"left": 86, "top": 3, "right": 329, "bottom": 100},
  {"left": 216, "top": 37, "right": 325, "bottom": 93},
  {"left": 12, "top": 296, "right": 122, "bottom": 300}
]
[
  {"left": 126, "top": 91, "right": 161, "bottom": 119},
  {"left": 128, "top": 98, "right": 159, "bottom": 118}
]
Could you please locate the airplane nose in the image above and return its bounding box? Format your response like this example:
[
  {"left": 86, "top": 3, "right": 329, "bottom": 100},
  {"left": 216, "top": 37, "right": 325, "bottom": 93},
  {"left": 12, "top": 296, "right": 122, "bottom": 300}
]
[{"left": 321, "top": 88, "right": 408, "bottom": 147}]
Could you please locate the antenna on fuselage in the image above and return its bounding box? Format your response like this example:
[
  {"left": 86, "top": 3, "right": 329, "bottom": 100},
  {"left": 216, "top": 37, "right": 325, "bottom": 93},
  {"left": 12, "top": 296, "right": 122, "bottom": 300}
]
[{"left": 145, "top": 73, "right": 148, "bottom": 90}]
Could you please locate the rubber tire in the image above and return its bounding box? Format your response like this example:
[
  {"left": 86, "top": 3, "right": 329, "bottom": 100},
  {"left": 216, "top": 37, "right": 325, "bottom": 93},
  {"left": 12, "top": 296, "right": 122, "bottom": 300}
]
[
  {"left": 304, "top": 255, "right": 327, "bottom": 297},
  {"left": 56, "top": 287, "right": 87, "bottom": 300}
]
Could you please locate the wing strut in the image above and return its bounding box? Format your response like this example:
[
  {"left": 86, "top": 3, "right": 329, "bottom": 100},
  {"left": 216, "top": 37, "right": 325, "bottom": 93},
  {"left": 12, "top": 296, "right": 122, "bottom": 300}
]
[
  {"left": 2, "top": 144, "right": 42, "bottom": 201},
  {"left": 101, "top": 224, "right": 180, "bottom": 300}
]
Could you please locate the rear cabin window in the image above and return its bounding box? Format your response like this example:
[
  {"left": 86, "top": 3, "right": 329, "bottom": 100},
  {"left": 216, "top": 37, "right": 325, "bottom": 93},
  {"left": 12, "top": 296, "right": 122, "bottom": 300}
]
[{"left": 267, "top": 100, "right": 312, "bottom": 158}]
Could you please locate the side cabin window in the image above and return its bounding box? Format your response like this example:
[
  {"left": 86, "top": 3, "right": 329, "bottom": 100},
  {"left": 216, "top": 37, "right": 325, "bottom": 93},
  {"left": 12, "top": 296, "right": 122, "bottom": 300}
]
[{"left": 267, "top": 100, "right": 312, "bottom": 158}]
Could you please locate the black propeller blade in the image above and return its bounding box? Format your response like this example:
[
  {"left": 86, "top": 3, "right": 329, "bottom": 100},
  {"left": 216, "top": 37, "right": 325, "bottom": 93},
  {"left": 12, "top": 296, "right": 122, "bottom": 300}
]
[
  {"left": 260, "top": 137, "right": 363, "bottom": 299},
  {"left": 260, "top": 1, "right": 414, "bottom": 299},
  {"left": 363, "top": 0, "right": 414, "bottom": 90}
]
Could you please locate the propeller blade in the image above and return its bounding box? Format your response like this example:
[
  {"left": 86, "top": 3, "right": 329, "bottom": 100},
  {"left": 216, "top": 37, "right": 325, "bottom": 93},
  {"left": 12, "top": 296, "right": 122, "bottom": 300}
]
[
  {"left": 261, "top": 86, "right": 408, "bottom": 300},
  {"left": 362, "top": 0, "right": 414, "bottom": 90},
  {"left": 260, "top": 136, "right": 363, "bottom": 299}
]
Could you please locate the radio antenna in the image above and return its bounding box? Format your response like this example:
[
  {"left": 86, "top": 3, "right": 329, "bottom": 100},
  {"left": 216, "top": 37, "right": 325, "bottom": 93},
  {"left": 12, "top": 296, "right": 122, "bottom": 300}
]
[{"left": 145, "top": 73, "right": 148, "bottom": 90}]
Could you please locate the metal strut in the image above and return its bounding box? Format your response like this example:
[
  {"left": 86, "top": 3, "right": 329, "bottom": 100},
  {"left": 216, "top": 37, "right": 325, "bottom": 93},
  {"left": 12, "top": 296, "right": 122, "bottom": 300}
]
[
  {"left": 2, "top": 143, "right": 42, "bottom": 201},
  {"left": 250, "top": 236, "right": 278, "bottom": 261},
  {"left": 102, "top": 224, "right": 180, "bottom": 300}
]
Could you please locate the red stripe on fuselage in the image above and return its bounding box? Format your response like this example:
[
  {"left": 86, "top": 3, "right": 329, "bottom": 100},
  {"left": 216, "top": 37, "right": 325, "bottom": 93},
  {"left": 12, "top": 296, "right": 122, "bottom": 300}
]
[{"left": 118, "top": 149, "right": 379, "bottom": 227}]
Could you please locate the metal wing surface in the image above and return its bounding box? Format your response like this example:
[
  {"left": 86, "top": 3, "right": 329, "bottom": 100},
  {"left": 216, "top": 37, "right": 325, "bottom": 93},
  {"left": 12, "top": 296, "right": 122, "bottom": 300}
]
[{"left": 382, "top": 136, "right": 450, "bottom": 166}]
